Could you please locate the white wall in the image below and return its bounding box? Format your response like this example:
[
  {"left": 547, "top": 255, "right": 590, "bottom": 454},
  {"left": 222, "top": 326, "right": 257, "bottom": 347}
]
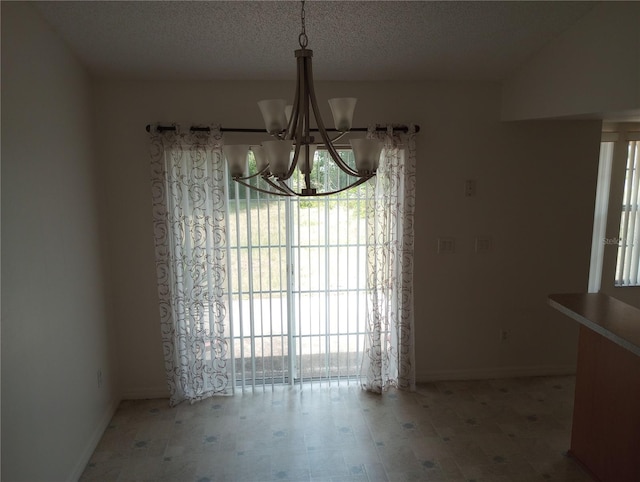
[
  {"left": 1, "top": 3, "right": 118, "bottom": 481},
  {"left": 93, "top": 78, "right": 601, "bottom": 395},
  {"left": 502, "top": 2, "right": 640, "bottom": 121}
]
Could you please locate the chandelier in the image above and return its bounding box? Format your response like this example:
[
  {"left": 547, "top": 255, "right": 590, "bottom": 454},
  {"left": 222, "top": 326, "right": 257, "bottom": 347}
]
[{"left": 223, "top": 0, "right": 383, "bottom": 197}]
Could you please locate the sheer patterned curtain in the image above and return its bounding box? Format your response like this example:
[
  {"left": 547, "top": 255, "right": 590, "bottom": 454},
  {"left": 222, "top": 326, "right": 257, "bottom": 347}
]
[
  {"left": 361, "top": 125, "right": 416, "bottom": 393},
  {"left": 149, "top": 125, "right": 230, "bottom": 406}
]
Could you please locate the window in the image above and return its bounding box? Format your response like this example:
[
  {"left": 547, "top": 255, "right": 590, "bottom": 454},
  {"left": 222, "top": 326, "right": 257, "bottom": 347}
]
[
  {"left": 225, "top": 149, "right": 371, "bottom": 388},
  {"left": 615, "top": 140, "right": 640, "bottom": 286},
  {"left": 590, "top": 129, "right": 640, "bottom": 291}
]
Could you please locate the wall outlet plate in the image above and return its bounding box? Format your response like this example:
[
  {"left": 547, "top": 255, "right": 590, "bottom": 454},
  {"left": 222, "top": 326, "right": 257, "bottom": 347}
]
[
  {"left": 475, "top": 236, "right": 493, "bottom": 253},
  {"left": 438, "top": 237, "right": 456, "bottom": 254},
  {"left": 465, "top": 179, "right": 477, "bottom": 197}
]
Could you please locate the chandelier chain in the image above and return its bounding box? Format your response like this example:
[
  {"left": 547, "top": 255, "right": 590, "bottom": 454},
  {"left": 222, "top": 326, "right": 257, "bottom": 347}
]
[{"left": 299, "top": 0, "right": 308, "bottom": 48}]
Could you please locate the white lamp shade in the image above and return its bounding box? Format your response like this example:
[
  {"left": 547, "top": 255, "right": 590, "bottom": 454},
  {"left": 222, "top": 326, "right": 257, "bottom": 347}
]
[
  {"left": 251, "top": 145, "right": 269, "bottom": 173},
  {"left": 328, "top": 97, "right": 357, "bottom": 132},
  {"left": 258, "top": 99, "right": 288, "bottom": 134},
  {"left": 297, "top": 144, "right": 317, "bottom": 175},
  {"left": 223, "top": 145, "right": 250, "bottom": 177},
  {"left": 350, "top": 138, "right": 382, "bottom": 174},
  {"left": 263, "top": 140, "right": 293, "bottom": 177}
]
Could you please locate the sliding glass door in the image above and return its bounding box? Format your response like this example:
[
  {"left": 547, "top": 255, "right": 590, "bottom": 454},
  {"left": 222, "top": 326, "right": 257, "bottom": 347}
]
[{"left": 225, "top": 150, "right": 370, "bottom": 389}]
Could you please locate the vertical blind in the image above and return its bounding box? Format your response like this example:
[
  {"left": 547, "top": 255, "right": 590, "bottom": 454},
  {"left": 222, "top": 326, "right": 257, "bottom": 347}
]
[
  {"left": 616, "top": 140, "right": 640, "bottom": 286},
  {"left": 225, "top": 150, "right": 371, "bottom": 391}
]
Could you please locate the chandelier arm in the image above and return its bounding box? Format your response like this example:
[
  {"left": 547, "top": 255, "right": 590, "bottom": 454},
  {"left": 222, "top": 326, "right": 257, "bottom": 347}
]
[
  {"left": 264, "top": 176, "right": 296, "bottom": 196},
  {"left": 304, "top": 56, "right": 360, "bottom": 177},
  {"left": 233, "top": 177, "right": 292, "bottom": 197},
  {"left": 233, "top": 164, "right": 270, "bottom": 181},
  {"left": 234, "top": 164, "right": 372, "bottom": 197},
  {"left": 285, "top": 56, "right": 303, "bottom": 140},
  {"left": 280, "top": 54, "right": 308, "bottom": 182},
  {"left": 275, "top": 179, "right": 299, "bottom": 196},
  {"left": 300, "top": 174, "right": 373, "bottom": 197},
  {"left": 302, "top": 60, "right": 313, "bottom": 192},
  {"left": 303, "top": 144, "right": 312, "bottom": 193},
  {"left": 281, "top": 140, "right": 302, "bottom": 181}
]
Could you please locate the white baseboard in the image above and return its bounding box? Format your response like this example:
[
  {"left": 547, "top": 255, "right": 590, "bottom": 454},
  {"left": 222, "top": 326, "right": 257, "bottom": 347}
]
[
  {"left": 121, "top": 385, "right": 169, "bottom": 400},
  {"left": 68, "top": 395, "right": 120, "bottom": 482},
  {"left": 416, "top": 364, "right": 576, "bottom": 383}
]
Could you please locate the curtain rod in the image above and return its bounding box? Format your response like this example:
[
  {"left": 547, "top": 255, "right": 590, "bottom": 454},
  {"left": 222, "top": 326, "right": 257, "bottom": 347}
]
[{"left": 145, "top": 124, "right": 419, "bottom": 134}]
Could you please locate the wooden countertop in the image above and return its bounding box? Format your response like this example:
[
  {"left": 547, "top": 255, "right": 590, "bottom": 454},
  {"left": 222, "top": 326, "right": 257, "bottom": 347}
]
[{"left": 549, "top": 293, "right": 640, "bottom": 357}]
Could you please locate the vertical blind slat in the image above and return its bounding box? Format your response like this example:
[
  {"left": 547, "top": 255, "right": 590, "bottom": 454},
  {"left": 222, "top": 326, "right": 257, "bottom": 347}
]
[
  {"left": 226, "top": 149, "right": 371, "bottom": 389},
  {"left": 628, "top": 142, "right": 639, "bottom": 284}
]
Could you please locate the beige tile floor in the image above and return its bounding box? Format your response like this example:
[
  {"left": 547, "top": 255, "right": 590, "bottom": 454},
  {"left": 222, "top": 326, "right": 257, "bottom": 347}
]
[{"left": 80, "top": 376, "right": 594, "bottom": 481}]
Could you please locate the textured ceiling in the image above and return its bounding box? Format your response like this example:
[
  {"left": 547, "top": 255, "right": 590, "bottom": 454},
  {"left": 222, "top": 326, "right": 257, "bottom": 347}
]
[{"left": 34, "top": 1, "right": 596, "bottom": 82}]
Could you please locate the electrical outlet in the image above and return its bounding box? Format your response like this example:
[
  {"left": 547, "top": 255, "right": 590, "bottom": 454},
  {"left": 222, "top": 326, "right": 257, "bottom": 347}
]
[
  {"left": 437, "top": 237, "right": 456, "bottom": 254},
  {"left": 465, "top": 179, "right": 476, "bottom": 197},
  {"left": 475, "top": 237, "right": 492, "bottom": 253},
  {"left": 500, "top": 330, "right": 508, "bottom": 342},
  {"left": 97, "top": 369, "right": 103, "bottom": 388}
]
